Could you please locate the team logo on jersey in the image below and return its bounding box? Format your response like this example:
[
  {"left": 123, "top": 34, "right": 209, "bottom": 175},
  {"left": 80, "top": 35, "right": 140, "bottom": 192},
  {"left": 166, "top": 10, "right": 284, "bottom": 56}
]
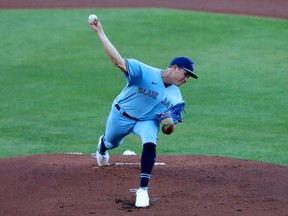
[
  {"left": 138, "top": 86, "right": 159, "bottom": 99},
  {"left": 161, "top": 97, "right": 173, "bottom": 109},
  {"left": 137, "top": 86, "right": 173, "bottom": 109}
]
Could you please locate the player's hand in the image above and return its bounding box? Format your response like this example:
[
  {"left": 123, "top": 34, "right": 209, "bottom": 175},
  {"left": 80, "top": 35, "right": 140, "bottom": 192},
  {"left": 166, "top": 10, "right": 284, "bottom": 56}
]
[
  {"left": 161, "top": 117, "right": 175, "bottom": 135},
  {"left": 160, "top": 117, "right": 174, "bottom": 126},
  {"left": 89, "top": 19, "right": 102, "bottom": 33}
]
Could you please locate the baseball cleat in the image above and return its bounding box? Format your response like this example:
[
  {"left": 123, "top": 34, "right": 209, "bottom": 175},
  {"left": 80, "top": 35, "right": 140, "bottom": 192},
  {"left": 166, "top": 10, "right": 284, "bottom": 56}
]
[
  {"left": 96, "top": 151, "right": 109, "bottom": 166},
  {"left": 135, "top": 188, "right": 149, "bottom": 208},
  {"left": 96, "top": 135, "right": 109, "bottom": 166}
]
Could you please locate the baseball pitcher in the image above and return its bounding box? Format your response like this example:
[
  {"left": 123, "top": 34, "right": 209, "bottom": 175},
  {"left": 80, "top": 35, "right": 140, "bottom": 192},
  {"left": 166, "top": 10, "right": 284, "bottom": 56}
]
[{"left": 89, "top": 15, "right": 198, "bottom": 208}]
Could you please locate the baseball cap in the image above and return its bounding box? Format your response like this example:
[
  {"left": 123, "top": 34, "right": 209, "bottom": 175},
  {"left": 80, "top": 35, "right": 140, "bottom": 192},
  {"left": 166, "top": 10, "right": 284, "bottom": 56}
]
[{"left": 170, "top": 56, "right": 198, "bottom": 79}]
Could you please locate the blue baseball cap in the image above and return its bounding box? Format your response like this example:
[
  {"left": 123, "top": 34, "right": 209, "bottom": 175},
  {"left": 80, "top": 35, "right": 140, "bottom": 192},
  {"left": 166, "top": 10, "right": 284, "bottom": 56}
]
[{"left": 170, "top": 56, "right": 198, "bottom": 79}]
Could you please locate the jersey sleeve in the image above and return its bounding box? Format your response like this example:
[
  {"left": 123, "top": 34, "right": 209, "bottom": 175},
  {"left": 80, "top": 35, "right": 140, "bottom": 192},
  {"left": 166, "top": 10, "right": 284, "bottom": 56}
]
[{"left": 124, "top": 59, "right": 143, "bottom": 84}]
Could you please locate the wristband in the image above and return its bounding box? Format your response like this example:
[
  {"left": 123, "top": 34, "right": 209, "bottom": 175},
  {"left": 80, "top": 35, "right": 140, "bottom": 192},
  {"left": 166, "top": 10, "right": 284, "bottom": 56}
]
[{"left": 163, "top": 119, "right": 173, "bottom": 127}]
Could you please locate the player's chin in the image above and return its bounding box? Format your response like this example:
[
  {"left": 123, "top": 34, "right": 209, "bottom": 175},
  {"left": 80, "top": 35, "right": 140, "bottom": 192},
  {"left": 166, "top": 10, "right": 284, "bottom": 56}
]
[{"left": 176, "top": 81, "right": 186, "bottom": 86}]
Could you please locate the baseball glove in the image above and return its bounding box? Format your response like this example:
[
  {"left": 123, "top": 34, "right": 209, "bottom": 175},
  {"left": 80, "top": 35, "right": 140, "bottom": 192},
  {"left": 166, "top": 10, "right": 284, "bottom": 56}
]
[{"left": 157, "top": 102, "right": 185, "bottom": 124}]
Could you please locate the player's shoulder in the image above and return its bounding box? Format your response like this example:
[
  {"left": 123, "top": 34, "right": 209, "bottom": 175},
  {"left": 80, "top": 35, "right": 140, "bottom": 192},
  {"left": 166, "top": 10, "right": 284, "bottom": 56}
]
[
  {"left": 125, "top": 58, "right": 142, "bottom": 67},
  {"left": 126, "top": 58, "right": 159, "bottom": 74}
]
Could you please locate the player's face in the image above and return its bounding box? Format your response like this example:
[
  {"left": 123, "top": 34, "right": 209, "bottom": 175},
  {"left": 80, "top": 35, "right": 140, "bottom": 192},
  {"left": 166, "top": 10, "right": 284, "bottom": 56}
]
[{"left": 174, "top": 67, "right": 190, "bottom": 86}]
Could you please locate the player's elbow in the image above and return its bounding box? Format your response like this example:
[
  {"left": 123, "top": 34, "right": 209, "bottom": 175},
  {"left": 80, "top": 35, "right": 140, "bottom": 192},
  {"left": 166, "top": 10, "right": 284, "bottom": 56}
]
[
  {"left": 112, "top": 57, "right": 124, "bottom": 68},
  {"left": 112, "top": 58, "right": 127, "bottom": 74}
]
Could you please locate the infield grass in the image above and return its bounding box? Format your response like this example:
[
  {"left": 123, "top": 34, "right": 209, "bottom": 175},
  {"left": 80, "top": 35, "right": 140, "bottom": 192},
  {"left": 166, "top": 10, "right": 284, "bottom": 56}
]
[{"left": 0, "top": 9, "right": 287, "bottom": 165}]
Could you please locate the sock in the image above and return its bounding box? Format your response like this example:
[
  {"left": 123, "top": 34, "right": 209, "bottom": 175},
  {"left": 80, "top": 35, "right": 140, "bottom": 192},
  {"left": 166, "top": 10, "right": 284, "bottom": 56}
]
[
  {"left": 98, "top": 136, "right": 108, "bottom": 155},
  {"left": 140, "top": 142, "right": 156, "bottom": 188}
]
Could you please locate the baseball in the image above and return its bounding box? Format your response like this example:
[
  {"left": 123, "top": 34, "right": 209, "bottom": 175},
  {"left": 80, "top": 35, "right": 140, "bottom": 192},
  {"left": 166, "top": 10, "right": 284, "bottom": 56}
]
[{"left": 88, "top": 14, "right": 98, "bottom": 23}]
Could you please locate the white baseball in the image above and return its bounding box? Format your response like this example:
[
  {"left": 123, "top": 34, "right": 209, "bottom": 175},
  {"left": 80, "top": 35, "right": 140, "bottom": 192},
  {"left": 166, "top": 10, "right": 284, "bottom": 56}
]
[{"left": 88, "top": 14, "right": 98, "bottom": 23}]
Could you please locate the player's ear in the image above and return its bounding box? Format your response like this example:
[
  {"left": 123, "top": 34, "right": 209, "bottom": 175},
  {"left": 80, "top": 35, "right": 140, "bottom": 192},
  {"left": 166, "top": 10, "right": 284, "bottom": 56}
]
[{"left": 170, "top": 64, "right": 178, "bottom": 71}]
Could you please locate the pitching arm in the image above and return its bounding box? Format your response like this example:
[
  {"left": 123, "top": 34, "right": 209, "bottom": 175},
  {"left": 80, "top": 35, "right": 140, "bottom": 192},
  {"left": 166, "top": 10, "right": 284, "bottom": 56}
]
[{"left": 89, "top": 18, "right": 128, "bottom": 75}]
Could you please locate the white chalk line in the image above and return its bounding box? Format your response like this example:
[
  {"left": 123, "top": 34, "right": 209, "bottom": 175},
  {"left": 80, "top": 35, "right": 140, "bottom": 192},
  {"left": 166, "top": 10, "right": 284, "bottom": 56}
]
[{"left": 114, "top": 162, "right": 166, "bottom": 166}]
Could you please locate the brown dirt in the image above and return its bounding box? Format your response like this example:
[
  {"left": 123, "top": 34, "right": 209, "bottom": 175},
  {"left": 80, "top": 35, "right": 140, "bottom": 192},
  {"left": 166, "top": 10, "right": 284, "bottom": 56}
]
[
  {"left": 1, "top": 154, "right": 288, "bottom": 216},
  {"left": 1, "top": 1, "right": 288, "bottom": 216}
]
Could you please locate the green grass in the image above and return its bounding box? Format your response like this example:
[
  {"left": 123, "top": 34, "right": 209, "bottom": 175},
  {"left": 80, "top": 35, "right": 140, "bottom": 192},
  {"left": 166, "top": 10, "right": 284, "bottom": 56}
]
[{"left": 0, "top": 9, "right": 287, "bottom": 165}]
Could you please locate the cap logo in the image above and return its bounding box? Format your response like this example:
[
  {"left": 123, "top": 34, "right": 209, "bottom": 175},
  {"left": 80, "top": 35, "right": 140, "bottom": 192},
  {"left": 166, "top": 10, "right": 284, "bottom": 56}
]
[{"left": 192, "top": 64, "right": 195, "bottom": 71}]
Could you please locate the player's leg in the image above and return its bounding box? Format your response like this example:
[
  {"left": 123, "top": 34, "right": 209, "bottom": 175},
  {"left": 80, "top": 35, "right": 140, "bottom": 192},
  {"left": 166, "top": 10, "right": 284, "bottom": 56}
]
[
  {"left": 140, "top": 142, "right": 156, "bottom": 190},
  {"left": 96, "top": 105, "right": 136, "bottom": 166},
  {"left": 103, "top": 105, "right": 136, "bottom": 149},
  {"left": 133, "top": 120, "right": 159, "bottom": 207}
]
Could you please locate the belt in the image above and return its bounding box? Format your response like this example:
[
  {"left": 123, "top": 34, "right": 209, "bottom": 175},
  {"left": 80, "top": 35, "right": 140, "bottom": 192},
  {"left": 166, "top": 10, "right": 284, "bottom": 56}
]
[{"left": 115, "top": 104, "right": 139, "bottom": 121}]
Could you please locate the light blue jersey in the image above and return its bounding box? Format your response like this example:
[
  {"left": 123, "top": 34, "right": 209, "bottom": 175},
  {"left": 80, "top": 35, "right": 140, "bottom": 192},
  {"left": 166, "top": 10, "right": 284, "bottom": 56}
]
[
  {"left": 114, "top": 59, "right": 183, "bottom": 120},
  {"left": 104, "top": 59, "right": 184, "bottom": 148}
]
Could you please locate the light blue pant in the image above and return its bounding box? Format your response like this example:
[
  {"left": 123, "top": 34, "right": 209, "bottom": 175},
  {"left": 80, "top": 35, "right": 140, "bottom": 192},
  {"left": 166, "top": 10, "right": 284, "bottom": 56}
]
[{"left": 103, "top": 104, "right": 159, "bottom": 149}]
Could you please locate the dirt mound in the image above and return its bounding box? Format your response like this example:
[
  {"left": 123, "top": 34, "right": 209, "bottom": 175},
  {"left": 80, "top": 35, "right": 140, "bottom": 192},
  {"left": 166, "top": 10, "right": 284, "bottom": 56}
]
[{"left": 1, "top": 154, "right": 287, "bottom": 216}]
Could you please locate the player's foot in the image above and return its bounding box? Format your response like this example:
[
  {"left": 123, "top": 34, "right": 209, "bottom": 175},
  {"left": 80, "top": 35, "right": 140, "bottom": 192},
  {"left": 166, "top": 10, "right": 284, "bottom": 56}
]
[
  {"left": 96, "top": 135, "right": 109, "bottom": 166},
  {"left": 135, "top": 188, "right": 149, "bottom": 208}
]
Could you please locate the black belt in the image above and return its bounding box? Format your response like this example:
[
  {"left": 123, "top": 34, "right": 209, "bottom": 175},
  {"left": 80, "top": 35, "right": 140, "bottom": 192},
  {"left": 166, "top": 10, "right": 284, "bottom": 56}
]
[{"left": 115, "top": 104, "right": 139, "bottom": 121}]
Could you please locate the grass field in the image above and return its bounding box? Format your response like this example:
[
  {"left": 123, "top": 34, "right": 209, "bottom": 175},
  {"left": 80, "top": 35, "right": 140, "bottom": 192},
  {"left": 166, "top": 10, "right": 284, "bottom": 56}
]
[{"left": 0, "top": 9, "right": 287, "bottom": 165}]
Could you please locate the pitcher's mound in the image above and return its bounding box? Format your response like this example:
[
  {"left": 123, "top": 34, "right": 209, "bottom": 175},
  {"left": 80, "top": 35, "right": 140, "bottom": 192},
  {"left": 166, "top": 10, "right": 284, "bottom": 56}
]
[{"left": 0, "top": 154, "right": 287, "bottom": 216}]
